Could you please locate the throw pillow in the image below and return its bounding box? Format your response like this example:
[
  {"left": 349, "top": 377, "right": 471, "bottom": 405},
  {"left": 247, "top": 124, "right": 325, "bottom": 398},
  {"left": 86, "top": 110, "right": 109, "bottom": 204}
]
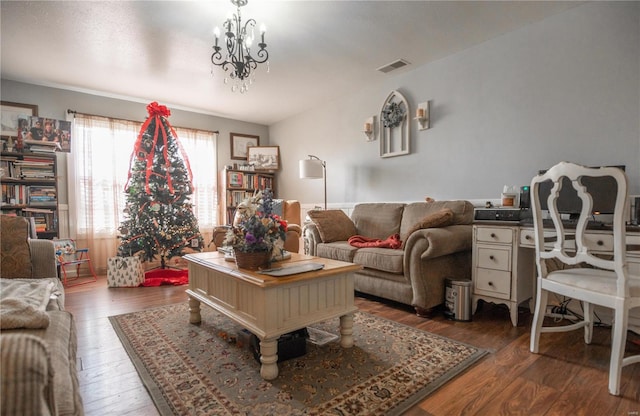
[
  {"left": 307, "top": 210, "right": 357, "bottom": 243},
  {"left": 1, "top": 215, "right": 32, "bottom": 278},
  {"left": 402, "top": 208, "right": 455, "bottom": 248}
]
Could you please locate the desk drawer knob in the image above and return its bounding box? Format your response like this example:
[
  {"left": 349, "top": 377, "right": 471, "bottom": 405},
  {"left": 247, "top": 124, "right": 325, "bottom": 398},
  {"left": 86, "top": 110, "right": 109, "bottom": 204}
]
[
  {"left": 488, "top": 281, "right": 494, "bottom": 286},
  {"left": 597, "top": 240, "right": 604, "bottom": 246},
  {"left": 490, "top": 233, "right": 496, "bottom": 238},
  {"left": 525, "top": 235, "right": 532, "bottom": 240},
  {"left": 489, "top": 255, "right": 495, "bottom": 260}
]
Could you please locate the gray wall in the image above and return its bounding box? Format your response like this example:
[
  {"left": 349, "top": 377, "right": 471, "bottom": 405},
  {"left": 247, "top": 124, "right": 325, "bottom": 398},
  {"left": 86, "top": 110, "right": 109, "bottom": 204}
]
[
  {"left": 271, "top": 2, "right": 640, "bottom": 205},
  {"left": 0, "top": 80, "right": 269, "bottom": 206}
]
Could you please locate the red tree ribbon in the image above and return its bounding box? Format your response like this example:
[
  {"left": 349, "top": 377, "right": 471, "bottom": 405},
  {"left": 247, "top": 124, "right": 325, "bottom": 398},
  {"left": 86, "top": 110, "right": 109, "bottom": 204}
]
[{"left": 125, "top": 102, "right": 193, "bottom": 195}]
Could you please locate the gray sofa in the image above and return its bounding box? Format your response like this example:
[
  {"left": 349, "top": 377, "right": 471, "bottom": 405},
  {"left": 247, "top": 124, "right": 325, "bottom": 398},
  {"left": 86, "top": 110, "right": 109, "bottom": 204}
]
[
  {"left": 303, "top": 201, "right": 474, "bottom": 315},
  {"left": 0, "top": 215, "right": 83, "bottom": 416}
]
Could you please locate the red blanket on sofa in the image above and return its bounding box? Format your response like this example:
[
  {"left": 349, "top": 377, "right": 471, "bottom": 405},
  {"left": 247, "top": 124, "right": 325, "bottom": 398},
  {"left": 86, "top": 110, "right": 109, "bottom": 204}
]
[{"left": 348, "top": 234, "right": 402, "bottom": 249}]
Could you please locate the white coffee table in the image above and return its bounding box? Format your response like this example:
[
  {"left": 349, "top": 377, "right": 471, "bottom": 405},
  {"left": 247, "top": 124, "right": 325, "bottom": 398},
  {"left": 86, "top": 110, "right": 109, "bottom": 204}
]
[{"left": 183, "top": 251, "right": 361, "bottom": 380}]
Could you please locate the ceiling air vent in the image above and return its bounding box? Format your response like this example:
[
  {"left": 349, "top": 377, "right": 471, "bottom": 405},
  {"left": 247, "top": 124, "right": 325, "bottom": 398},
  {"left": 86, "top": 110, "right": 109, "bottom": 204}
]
[{"left": 376, "top": 59, "right": 411, "bottom": 74}]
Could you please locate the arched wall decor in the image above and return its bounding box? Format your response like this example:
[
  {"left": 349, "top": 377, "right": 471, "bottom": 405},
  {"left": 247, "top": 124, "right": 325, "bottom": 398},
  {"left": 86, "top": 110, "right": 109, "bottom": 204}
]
[{"left": 379, "top": 90, "right": 410, "bottom": 158}]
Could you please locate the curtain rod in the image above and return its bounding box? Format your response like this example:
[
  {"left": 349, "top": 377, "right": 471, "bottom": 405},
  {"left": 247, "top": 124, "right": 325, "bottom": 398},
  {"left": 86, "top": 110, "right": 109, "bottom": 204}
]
[{"left": 67, "top": 109, "right": 220, "bottom": 134}]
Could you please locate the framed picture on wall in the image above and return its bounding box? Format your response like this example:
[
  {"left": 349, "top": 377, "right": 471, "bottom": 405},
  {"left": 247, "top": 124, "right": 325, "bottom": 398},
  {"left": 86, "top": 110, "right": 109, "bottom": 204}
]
[
  {"left": 247, "top": 146, "right": 280, "bottom": 171},
  {"left": 1, "top": 101, "right": 39, "bottom": 138},
  {"left": 230, "top": 133, "right": 259, "bottom": 160},
  {"left": 18, "top": 115, "right": 71, "bottom": 153}
]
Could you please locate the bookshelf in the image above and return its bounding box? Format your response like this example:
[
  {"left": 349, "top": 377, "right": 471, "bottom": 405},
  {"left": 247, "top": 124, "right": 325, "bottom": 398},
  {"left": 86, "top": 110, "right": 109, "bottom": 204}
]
[
  {"left": 221, "top": 168, "right": 276, "bottom": 224},
  {"left": 1, "top": 151, "right": 58, "bottom": 239}
]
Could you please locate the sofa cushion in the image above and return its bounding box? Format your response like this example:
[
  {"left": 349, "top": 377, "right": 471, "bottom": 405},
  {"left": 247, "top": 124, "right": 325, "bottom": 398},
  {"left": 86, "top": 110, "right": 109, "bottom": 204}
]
[
  {"left": 401, "top": 208, "right": 455, "bottom": 247},
  {"left": 1, "top": 215, "right": 32, "bottom": 278},
  {"left": 353, "top": 247, "right": 404, "bottom": 274},
  {"left": 307, "top": 210, "right": 357, "bottom": 243},
  {"left": 400, "top": 201, "right": 473, "bottom": 238},
  {"left": 2, "top": 311, "right": 83, "bottom": 416},
  {"left": 316, "top": 242, "right": 358, "bottom": 262},
  {"left": 0, "top": 333, "right": 56, "bottom": 416},
  {"left": 351, "top": 203, "right": 405, "bottom": 240}
]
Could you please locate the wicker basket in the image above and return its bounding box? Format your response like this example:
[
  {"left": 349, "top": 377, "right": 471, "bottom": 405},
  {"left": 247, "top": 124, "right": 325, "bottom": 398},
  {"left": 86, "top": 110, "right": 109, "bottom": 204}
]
[{"left": 234, "top": 250, "right": 271, "bottom": 271}]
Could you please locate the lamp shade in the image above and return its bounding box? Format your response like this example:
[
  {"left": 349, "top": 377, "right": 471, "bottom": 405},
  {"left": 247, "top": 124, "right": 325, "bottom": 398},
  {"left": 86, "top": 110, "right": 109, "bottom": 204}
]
[{"left": 299, "top": 159, "right": 324, "bottom": 179}]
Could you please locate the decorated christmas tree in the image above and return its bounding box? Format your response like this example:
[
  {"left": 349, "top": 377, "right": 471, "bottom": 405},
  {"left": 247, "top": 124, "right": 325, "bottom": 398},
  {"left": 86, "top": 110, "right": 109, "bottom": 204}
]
[{"left": 118, "top": 102, "right": 204, "bottom": 266}]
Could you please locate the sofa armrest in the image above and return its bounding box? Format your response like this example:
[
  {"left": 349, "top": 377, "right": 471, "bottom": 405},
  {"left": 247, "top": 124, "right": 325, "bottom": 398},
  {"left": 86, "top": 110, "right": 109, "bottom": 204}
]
[
  {"left": 1, "top": 333, "right": 56, "bottom": 416},
  {"left": 210, "top": 226, "right": 231, "bottom": 249},
  {"left": 29, "top": 239, "right": 57, "bottom": 279},
  {"left": 403, "top": 225, "right": 473, "bottom": 310},
  {"left": 403, "top": 225, "right": 472, "bottom": 261},
  {"left": 302, "top": 223, "right": 322, "bottom": 256},
  {"left": 284, "top": 224, "right": 302, "bottom": 253}
]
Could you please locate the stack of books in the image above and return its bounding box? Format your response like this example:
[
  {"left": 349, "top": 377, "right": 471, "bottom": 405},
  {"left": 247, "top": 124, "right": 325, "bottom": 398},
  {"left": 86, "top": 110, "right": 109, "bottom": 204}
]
[
  {"left": 24, "top": 140, "right": 61, "bottom": 153},
  {"left": 27, "top": 186, "right": 57, "bottom": 205},
  {"left": 12, "top": 157, "right": 55, "bottom": 179}
]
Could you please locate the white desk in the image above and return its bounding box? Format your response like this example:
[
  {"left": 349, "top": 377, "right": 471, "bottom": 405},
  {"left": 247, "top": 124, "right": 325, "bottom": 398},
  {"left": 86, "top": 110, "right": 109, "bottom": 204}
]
[{"left": 471, "top": 221, "right": 640, "bottom": 327}]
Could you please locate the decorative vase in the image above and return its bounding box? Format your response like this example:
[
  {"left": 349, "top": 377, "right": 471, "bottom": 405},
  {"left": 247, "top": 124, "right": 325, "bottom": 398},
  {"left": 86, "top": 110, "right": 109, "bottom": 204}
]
[{"left": 234, "top": 250, "right": 271, "bottom": 271}]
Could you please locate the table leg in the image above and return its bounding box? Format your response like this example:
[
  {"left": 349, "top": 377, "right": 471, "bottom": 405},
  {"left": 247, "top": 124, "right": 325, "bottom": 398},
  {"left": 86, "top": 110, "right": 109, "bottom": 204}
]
[
  {"left": 259, "top": 337, "right": 279, "bottom": 380},
  {"left": 188, "top": 296, "right": 201, "bottom": 324},
  {"left": 509, "top": 304, "right": 518, "bottom": 327},
  {"left": 339, "top": 313, "right": 354, "bottom": 348}
]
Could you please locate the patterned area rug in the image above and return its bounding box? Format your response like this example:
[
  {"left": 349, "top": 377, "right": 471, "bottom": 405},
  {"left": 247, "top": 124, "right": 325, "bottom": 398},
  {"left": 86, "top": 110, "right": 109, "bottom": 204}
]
[{"left": 109, "top": 303, "right": 488, "bottom": 415}]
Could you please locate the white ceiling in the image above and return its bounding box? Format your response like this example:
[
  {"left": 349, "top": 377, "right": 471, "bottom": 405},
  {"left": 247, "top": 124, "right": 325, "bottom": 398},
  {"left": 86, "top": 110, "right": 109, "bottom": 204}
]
[{"left": 1, "top": 1, "right": 580, "bottom": 125}]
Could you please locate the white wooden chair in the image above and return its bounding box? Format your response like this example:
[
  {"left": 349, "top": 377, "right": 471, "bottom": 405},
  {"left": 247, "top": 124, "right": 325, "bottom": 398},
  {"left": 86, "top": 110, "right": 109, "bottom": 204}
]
[{"left": 529, "top": 161, "right": 640, "bottom": 395}]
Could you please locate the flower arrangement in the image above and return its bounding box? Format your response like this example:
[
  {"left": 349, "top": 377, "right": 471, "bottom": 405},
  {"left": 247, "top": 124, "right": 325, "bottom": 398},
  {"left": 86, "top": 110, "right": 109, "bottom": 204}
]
[{"left": 224, "top": 189, "right": 288, "bottom": 254}]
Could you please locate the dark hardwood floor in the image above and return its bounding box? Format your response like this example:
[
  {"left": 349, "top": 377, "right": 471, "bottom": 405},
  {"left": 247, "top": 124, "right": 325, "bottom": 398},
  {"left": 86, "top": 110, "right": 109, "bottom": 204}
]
[{"left": 65, "top": 276, "right": 639, "bottom": 416}]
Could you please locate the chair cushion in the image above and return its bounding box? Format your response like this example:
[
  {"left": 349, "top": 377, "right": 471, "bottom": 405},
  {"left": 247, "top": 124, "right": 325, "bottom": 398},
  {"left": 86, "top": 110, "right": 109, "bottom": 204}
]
[
  {"left": 0, "top": 215, "right": 32, "bottom": 278},
  {"left": 547, "top": 269, "right": 640, "bottom": 297},
  {"left": 307, "top": 210, "right": 357, "bottom": 243}
]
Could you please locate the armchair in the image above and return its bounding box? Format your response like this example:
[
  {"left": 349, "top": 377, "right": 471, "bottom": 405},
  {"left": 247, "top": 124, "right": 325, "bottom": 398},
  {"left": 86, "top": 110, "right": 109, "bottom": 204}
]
[{"left": 211, "top": 200, "right": 303, "bottom": 253}]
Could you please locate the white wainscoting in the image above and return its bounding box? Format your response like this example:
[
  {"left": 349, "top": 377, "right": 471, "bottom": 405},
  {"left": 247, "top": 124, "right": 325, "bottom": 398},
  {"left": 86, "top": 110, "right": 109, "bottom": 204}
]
[{"left": 58, "top": 204, "right": 69, "bottom": 238}]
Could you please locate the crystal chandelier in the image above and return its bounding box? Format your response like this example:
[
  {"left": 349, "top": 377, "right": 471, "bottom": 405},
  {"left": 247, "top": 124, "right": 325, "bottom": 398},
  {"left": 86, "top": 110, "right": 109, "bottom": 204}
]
[{"left": 211, "top": 0, "right": 269, "bottom": 93}]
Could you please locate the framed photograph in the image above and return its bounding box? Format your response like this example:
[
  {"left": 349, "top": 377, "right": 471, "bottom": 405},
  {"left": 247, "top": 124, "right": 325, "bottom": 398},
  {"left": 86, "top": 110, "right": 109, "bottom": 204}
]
[
  {"left": 1, "top": 101, "right": 39, "bottom": 138},
  {"left": 18, "top": 115, "right": 71, "bottom": 153},
  {"left": 230, "top": 133, "right": 259, "bottom": 160},
  {"left": 247, "top": 146, "right": 280, "bottom": 171}
]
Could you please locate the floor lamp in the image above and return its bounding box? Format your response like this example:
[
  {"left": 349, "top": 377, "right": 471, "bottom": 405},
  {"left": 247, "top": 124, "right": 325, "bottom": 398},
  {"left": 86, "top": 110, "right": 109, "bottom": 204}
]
[{"left": 299, "top": 155, "right": 327, "bottom": 210}]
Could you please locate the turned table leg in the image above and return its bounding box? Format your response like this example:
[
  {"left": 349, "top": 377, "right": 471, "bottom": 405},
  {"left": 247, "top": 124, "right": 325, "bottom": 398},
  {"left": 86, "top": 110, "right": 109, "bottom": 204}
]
[
  {"left": 188, "top": 296, "right": 201, "bottom": 324},
  {"left": 339, "top": 313, "right": 354, "bottom": 348},
  {"left": 259, "top": 337, "right": 279, "bottom": 380}
]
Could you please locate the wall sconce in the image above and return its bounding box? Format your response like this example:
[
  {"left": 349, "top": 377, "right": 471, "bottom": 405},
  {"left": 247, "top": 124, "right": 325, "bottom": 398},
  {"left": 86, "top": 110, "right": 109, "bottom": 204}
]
[
  {"left": 299, "top": 155, "right": 327, "bottom": 210},
  {"left": 415, "top": 102, "right": 430, "bottom": 131},
  {"left": 363, "top": 116, "right": 376, "bottom": 141}
]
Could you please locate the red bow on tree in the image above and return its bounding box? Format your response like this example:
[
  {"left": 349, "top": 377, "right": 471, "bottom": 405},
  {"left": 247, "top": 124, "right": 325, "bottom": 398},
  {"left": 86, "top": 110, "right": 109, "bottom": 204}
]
[{"left": 146, "top": 101, "right": 171, "bottom": 117}]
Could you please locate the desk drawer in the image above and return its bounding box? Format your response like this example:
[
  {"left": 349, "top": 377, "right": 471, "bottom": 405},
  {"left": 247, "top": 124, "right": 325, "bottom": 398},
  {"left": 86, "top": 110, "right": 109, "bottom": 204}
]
[
  {"left": 476, "top": 227, "right": 513, "bottom": 244},
  {"left": 475, "top": 268, "right": 510, "bottom": 299},
  {"left": 476, "top": 246, "right": 511, "bottom": 271},
  {"left": 520, "top": 229, "right": 535, "bottom": 247},
  {"left": 520, "top": 229, "right": 614, "bottom": 252},
  {"left": 584, "top": 234, "right": 614, "bottom": 252}
]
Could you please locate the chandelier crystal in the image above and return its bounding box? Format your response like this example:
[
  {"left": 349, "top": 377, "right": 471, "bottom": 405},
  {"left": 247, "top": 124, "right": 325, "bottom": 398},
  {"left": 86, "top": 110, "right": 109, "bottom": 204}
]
[{"left": 211, "top": 0, "right": 269, "bottom": 93}]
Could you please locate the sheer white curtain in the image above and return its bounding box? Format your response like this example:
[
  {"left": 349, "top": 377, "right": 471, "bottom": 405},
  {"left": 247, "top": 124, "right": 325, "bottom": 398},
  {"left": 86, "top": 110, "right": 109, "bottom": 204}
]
[{"left": 68, "top": 113, "right": 217, "bottom": 273}]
